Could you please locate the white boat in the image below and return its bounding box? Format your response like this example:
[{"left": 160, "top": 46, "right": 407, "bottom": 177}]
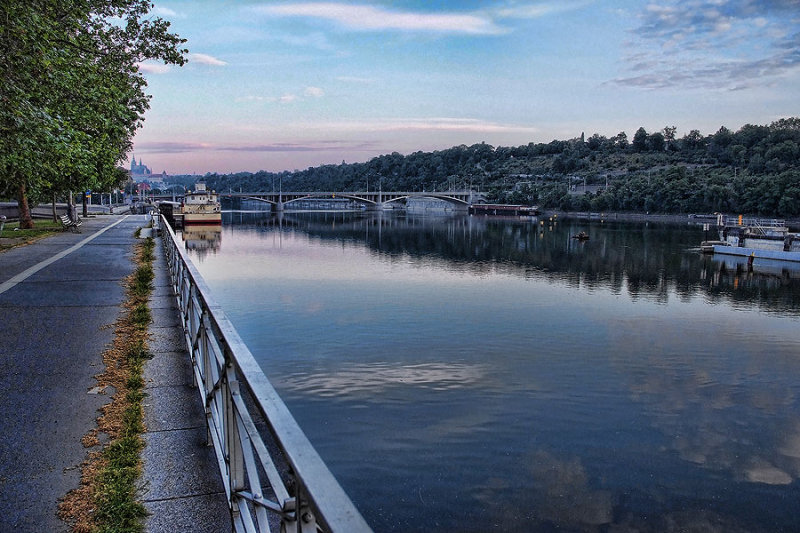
[
  {"left": 182, "top": 182, "right": 221, "bottom": 225},
  {"left": 707, "top": 218, "right": 800, "bottom": 262}
]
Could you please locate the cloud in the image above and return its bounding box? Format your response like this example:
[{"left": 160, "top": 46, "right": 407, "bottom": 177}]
[
  {"left": 189, "top": 53, "right": 227, "bottom": 66},
  {"left": 235, "top": 95, "right": 276, "bottom": 103},
  {"left": 220, "top": 141, "right": 377, "bottom": 152},
  {"left": 304, "top": 86, "right": 325, "bottom": 97},
  {"left": 134, "top": 140, "right": 379, "bottom": 154},
  {"left": 136, "top": 62, "right": 170, "bottom": 74},
  {"left": 152, "top": 6, "right": 181, "bottom": 18},
  {"left": 235, "top": 88, "right": 324, "bottom": 104},
  {"left": 134, "top": 141, "right": 211, "bottom": 153},
  {"left": 613, "top": 49, "right": 800, "bottom": 90},
  {"left": 336, "top": 75, "right": 376, "bottom": 84},
  {"left": 315, "top": 117, "right": 540, "bottom": 135},
  {"left": 615, "top": 0, "right": 800, "bottom": 90},
  {"left": 254, "top": 2, "right": 505, "bottom": 35},
  {"left": 493, "top": 0, "right": 596, "bottom": 19}
]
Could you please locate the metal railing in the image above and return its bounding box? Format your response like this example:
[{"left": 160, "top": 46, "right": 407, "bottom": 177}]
[
  {"left": 721, "top": 215, "right": 785, "bottom": 229},
  {"left": 158, "top": 215, "right": 372, "bottom": 533}
]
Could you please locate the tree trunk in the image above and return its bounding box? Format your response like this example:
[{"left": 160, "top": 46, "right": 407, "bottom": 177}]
[
  {"left": 68, "top": 191, "right": 77, "bottom": 221},
  {"left": 52, "top": 192, "right": 58, "bottom": 222},
  {"left": 17, "top": 182, "right": 34, "bottom": 229}
]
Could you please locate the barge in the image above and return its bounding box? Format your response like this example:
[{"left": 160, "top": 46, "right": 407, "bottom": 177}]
[{"left": 704, "top": 217, "right": 800, "bottom": 262}]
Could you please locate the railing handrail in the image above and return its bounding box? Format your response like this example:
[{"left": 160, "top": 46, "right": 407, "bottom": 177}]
[
  {"left": 722, "top": 215, "right": 786, "bottom": 228},
  {"left": 158, "top": 214, "right": 371, "bottom": 532}
]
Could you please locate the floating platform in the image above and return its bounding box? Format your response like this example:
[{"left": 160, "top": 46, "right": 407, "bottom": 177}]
[{"left": 469, "top": 204, "right": 539, "bottom": 216}]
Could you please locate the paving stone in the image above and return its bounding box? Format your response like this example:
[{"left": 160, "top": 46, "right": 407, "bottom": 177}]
[
  {"left": 150, "top": 303, "right": 183, "bottom": 326},
  {"left": 143, "top": 384, "right": 206, "bottom": 432},
  {"left": 141, "top": 427, "right": 223, "bottom": 501},
  {"left": 144, "top": 492, "right": 231, "bottom": 533},
  {"left": 144, "top": 351, "right": 193, "bottom": 388},
  {"left": 148, "top": 324, "right": 187, "bottom": 353}
]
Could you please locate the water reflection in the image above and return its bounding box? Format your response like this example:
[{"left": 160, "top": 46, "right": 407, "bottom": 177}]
[
  {"left": 281, "top": 362, "right": 487, "bottom": 397},
  {"left": 221, "top": 211, "right": 800, "bottom": 315},
  {"left": 181, "top": 224, "right": 221, "bottom": 258},
  {"left": 192, "top": 211, "right": 800, "bottom": 532},
  {"left": 616, "top": 320, "right": 800, "bottom": 484}
]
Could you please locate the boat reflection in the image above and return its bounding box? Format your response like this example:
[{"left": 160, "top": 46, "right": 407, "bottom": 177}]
[
  {"left": 711, "top": 254, "right": 800, "bottom": 280},
  {"left": 181, "top": 224, "right": 222, "bottom": 258}
]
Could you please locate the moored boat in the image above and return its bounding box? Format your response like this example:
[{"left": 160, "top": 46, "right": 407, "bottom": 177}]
[
  {"left": 704, "top": 217, "right": 800, "bottom": 262},
  {"left": 182, "top": 182, "right": 221, "bottom": 225}
]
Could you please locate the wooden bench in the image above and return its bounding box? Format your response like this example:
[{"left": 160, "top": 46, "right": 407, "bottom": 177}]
[{"left": 59, "top": 214, "right": 82, "bottom": 233}]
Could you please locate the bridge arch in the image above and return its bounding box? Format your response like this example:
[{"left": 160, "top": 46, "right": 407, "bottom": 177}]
[{"left": 220, "top": 190, "right": 487, "bottom": 211}]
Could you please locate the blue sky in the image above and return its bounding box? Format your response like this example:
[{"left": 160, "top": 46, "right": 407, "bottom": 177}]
[{"left": 132, "top": 0, "right": 800, "bottom": 174}]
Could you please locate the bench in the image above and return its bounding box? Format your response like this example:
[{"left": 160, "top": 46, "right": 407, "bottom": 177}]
[{"left": 59, "top": 214, "right": 82, "bottom": 233}]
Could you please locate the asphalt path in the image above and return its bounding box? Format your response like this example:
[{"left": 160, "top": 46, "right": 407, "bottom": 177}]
[{"left": 0, "top": 215, "right": 145, "bottom": 531}]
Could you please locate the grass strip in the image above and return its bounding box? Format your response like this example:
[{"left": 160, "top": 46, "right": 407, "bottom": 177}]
[
  {"left": 0, "top": 219, "right": 62, "bottom": 251},
  {"left": 59, "top": 235, "right": 156, "bottom": 532}
]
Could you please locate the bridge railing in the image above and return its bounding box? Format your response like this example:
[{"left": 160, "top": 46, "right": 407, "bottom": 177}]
[{"left": 158, "top": 214, "right": 372, "bottom": 533}]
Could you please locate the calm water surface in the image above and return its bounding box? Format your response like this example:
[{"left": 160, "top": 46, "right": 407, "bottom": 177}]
[{"left": 185, "top": 211, "right": 800, "bottom": 532}]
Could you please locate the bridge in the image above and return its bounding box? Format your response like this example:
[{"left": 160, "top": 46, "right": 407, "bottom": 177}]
[{"left": 217, "top": 190, "right": 487, "bottom": 211}]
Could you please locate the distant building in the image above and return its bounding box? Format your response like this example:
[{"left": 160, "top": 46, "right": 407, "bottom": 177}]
[{"left": 130, "top": 156, "right": 152, "bottom": 177}]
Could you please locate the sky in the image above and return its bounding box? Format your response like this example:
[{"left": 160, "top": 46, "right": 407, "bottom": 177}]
[{"left": 131, "top": 0, "right": 800, "bottom": 174}]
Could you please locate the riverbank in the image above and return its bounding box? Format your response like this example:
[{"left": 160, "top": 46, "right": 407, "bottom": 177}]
[{"left": 541, "top": 210, "right": 800, "bottom": 228}]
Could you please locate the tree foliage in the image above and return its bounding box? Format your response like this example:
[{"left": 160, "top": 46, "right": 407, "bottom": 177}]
[{"left": 0, "top": 0, "right": 186, "bottom": 227}]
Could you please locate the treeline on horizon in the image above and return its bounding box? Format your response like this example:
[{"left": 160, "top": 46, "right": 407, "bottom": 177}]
[{"left": 195, "top": 117, "right": 800, "bottom": 217}]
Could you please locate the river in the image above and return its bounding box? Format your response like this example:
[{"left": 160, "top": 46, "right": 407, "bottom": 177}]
[{"left": 183, "top": 210, "right": 800, "bottom": 532}]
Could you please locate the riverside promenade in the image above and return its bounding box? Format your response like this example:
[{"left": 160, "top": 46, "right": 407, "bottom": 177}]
[{"left": 0, "top": 214, "right": 230, "bottom": 532}]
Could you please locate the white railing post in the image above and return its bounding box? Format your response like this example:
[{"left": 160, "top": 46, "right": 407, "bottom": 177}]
[{"left": 226, "top": 373, "right": 245, "bottom": 492}]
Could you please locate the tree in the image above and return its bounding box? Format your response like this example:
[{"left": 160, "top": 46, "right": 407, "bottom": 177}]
[
  {"left": 632, "top": 127, "right": 649, "bottom": 152},
  {"left": 663, "top": 126, "right": 677, "bottom": 150},
  {"left": 648, "top": 132, "right": 665, "bottom": 152},
  {"left": 0, "top": 1, "right": 187, "bottom": 227},
  {"left": 681, "top": 129, "right": 705, "bottom": 151},
  {"left": 587, "top": 133, "right": 606, "bottom": 151},
  {"left": 736, "top": 123, "right": 770, "bottom": 148},
  {"left": 614, "top": 131, "right": 628, "bottom": 150}
]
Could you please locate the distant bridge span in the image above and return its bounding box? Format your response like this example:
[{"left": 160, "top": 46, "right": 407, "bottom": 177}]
[{"left": 218, "top": 190, "right": 487, "bottom": 211}]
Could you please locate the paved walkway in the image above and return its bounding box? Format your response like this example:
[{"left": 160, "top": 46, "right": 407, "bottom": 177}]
[
  {"left": 0, "top": 215, "right": 229, "bottom": 532},
  {"left": 141, "top": 225, "right": 230, "bottom": 532}
]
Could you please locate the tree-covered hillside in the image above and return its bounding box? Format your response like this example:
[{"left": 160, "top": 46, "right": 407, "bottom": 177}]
[{"left": 203, "top": 118, "right": 800, "bottom": 217}]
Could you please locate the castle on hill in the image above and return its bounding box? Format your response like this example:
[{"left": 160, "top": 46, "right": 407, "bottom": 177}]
[{"left": 130, "top": 156, "right": 151, "bottom": 177}]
